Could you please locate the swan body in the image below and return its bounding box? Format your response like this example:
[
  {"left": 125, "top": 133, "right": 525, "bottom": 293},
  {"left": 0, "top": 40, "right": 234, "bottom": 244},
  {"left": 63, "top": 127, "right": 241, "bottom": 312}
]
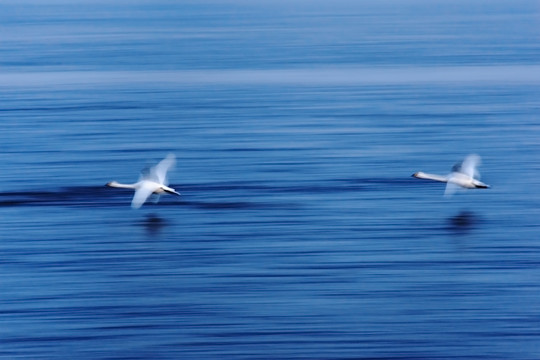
[
  {"left": 106, "top": 154, "right": 180, "bottom": 209},
  {"left": 412, "top": 154, "right": 490, "bottom": 196}
]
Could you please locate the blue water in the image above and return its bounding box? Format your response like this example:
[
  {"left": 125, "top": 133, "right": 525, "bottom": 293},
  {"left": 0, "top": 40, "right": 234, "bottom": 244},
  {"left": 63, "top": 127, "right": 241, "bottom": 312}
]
[{"left": 1, "top": 1, "right": 540, "bottom": 359}]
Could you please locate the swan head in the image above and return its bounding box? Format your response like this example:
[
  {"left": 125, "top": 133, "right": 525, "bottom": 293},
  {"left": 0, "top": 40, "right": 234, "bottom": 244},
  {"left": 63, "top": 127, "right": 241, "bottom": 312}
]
[
  {"left": 412, "top": 172, "right": 428, "bottom": 179},
  {"left": 106, "top": 181, "right": 122, "bottom": 188}
]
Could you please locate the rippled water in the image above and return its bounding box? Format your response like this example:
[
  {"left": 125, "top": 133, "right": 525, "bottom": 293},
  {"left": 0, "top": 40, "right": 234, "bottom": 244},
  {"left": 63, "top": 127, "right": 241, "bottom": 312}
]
[{"left": 1, "top": 1, "right": 540, "bottom": 359}]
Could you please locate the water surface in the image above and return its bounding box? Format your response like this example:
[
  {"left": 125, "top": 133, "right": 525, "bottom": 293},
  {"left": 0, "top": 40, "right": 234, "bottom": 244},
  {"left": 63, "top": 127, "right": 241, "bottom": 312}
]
[{"left": 1, "top": 1, "right": 540, "bottom": 359}]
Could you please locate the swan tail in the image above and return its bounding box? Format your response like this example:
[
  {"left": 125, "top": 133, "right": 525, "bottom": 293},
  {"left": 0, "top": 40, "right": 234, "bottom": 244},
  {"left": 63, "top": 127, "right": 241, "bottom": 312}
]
[
  {"left": 164, "top": 188, "right": 181, "bottom": 196},
  {"left": 159, "top": 184, "right": 180, "bottom": 196}
]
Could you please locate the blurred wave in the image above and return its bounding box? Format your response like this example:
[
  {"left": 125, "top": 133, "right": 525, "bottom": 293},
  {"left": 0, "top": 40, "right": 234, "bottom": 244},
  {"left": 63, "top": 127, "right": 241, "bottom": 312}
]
[
  {"left": 0, "top": 186, "right": 111, "bottom": 207},
  {"left": 447, "top": 210, "right": 479, "bottom": 230},
  {"left": 0, "top": 177, "right": 414, "bottom": 208}
]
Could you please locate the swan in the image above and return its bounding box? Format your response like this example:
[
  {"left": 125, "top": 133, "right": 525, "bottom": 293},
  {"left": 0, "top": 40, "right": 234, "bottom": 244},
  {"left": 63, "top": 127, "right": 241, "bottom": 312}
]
[
  {"left": 106, "top": 154, "right": 181, "bottom": 209},
  {"left": 412, "top": 154, "right": 490, "bottom": 196}
]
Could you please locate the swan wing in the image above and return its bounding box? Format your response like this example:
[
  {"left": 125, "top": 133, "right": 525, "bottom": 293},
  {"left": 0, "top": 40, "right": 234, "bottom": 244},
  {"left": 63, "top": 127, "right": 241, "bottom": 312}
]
[
  {"left": 458, "top": 154, "right": 481, "bottom": 179},
  {"left": 444, "top": 181, "right": 460, "bottom": 197},
  {"left": 131, "top": 182, "right": 156, "bottom": 209},
  {"left": 150, "top": 153, "right": 176, "bottom": 185}
]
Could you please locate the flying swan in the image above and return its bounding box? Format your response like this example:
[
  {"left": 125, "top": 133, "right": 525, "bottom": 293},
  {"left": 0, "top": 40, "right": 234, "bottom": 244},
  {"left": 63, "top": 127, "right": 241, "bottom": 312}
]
[
  {"left": 412, "top": 154, "right": 490, "bottom": 196},
  {"left": 106, "top": 154, "right": 181, "bottom": 209}
]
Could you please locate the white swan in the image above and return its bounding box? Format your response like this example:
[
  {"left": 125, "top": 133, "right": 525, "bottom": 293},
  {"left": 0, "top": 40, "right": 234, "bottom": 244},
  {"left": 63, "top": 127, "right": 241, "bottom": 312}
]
[
  {"left": 107, "top": 154, "right": 181, "bottom": 209},
  {"left": 412, "top": 154, "right": 490, "bottom": 196}
]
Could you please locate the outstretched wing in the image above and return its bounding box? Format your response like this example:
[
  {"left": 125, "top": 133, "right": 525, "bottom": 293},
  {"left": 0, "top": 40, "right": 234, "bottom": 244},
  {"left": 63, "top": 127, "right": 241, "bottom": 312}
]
[
  {"left": 452, "top": 154, "right": 480, "bottom": 179},
  {"left": 150, "top": 153, "right": 176, "bottom": 185},
  {"left": 131, "top": 182, "right": 155, "bottom": 209},
  {"left": 444, "top": 181, "right": 460, "bottom": 197}
]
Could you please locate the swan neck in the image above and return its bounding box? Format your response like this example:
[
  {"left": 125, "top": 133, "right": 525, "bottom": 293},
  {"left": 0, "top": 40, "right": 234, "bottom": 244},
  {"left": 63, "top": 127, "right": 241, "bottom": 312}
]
[
  {"left": 107, "top": 181, "right": 137, "bottom": 189},
  {"left": 413, "top": 172, "right": 448, "bottom": 183}
]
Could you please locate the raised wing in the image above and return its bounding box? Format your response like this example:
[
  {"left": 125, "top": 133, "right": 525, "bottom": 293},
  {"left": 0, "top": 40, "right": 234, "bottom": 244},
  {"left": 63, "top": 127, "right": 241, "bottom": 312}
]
[
  {"left": 452, "top": 154, "right": 480, "bottom": 179},
  {"left": 460, "top": 154, "right": 481, "bottom": 179},
  {"left": 131, "top": 182, "right": 156, "bottom": 209},
  {"left": 150, "top": 153, "right": 176, "bottom": 185}
]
